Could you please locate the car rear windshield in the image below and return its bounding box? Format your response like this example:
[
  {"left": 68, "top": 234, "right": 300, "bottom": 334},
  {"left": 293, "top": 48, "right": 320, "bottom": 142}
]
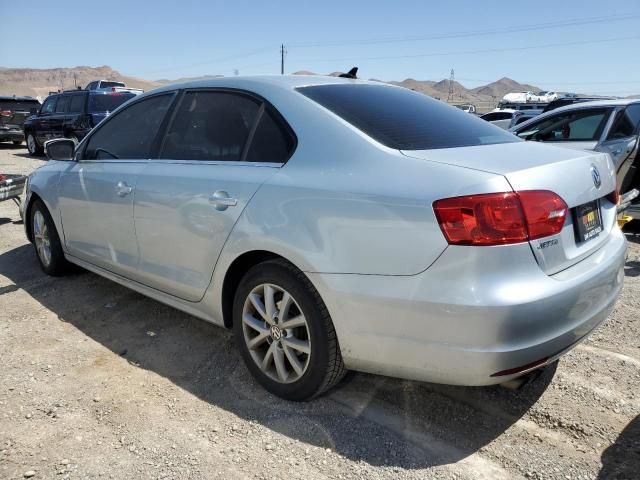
[
  {"left": 0, "top": 100, "right": 40, "bottom": 111},
  {"left": 297, "top": 84, "right": 518, "bottom": 150},
  {"left": 99, "top": 81, "right": 125, "bottom": 88},
  {"left": 88, "top": 93, "right": 135, "bottom": 113}
]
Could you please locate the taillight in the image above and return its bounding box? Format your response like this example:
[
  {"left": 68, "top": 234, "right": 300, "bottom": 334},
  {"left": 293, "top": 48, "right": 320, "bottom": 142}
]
[
  {"left": 606, "top": 189, "right": 619, "bottom": 205},
  {"left": 0, "top": 110, "right": 12, "bottom": 117},
  {"left": 517, "top": 190, "right": 568, "bottom": 240},
  {"left": 433, "top": 190, "right": 567, "bottom": 246}
]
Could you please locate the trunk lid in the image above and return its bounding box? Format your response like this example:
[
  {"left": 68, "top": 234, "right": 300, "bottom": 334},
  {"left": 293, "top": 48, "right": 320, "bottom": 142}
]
[{"left": 402, "top": 141, "right": 618, "bottom": 275}]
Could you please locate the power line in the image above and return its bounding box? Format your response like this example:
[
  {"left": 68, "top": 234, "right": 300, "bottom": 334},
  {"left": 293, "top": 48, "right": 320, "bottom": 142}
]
[
  {"left": 303, "top": 35, "right": 640, "bottom": 63},
  {"left": 288, "top": 13, "right": 640, "bottom": 48}
]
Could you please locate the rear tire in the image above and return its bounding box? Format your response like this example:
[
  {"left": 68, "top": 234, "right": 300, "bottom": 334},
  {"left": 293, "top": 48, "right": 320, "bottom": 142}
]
[
  {"left": 26, "top": 132, "right": 43, "bottom": 156},
  {"left": 233, "top": 259, "right": 346, "bottom": 401},
  {"left": 30, "top": 199, "right": 70, "bottom": 276}
]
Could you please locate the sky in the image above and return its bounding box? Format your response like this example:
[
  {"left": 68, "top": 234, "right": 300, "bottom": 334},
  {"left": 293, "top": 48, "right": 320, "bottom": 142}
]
[{"left": 2, "top": 0, "right": 640, "bottom": 95}]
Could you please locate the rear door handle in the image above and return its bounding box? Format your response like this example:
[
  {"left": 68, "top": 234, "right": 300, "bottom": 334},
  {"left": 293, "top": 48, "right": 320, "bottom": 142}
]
[
  {"left": 209, "top": 190, "right": 237, "bottom": 211},
  {"left": 115, "top": 181, "right": 133, "bottom": 197}
]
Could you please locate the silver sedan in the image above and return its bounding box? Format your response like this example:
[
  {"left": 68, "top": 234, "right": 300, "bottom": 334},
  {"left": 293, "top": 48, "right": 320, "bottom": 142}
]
[{"left": 22, "top": 76, "right": 627, "bottom": 400}]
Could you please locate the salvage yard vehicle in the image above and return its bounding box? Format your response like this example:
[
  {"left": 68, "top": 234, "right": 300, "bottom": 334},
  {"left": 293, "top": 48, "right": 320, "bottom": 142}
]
[
  {"left": 85, "top": 80, "right": 144, "bottom": 95},
  {"left": 512, "top": 99, "right": 640, "bottom": 218},
  {"left": 23, "top": 90, "right": 136, "bottom": 155},
  {"left": 21, "top": 76, "right": 627, "bottom": 401},
  {"left": 0, "top": 173, "right": 26, "bottom": 207},
  {"left": 0, "top": 96, "right": 40, "bottom": 145}
]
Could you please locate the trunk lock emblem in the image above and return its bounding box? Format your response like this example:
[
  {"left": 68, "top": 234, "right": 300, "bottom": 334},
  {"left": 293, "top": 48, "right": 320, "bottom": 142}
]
[{"left": 591, "top": 165, "right": 601, "bottom": 188}]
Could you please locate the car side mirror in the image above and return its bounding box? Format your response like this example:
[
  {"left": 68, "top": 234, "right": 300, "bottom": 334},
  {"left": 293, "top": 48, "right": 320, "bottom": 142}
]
[{"left": 45, "top": 138, "right": 75, "bottom": 161}]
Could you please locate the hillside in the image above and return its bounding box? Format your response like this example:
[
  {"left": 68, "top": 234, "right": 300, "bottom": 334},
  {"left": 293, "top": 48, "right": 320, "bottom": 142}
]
[
  {"left": 0, "top": 66, "right": 161, "bottom": 99},
  {"left": 0, "top": 66, "right": 561, "bottom": 108}
]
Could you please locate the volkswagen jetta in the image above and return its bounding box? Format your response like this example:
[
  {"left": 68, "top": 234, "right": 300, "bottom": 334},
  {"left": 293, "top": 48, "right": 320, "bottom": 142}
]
[{"left": 21, "top": 76, "right": 627, "bottom": 400}]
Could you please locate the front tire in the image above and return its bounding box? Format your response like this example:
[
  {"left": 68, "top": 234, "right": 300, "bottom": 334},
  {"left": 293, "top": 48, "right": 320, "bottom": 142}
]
[
  {"left": 30, "top": 199, "right": 70, "bottom": 276},
  {"left": 233, "top": 259, "right": 346, "bottom": 401},
  {"left": 26, "top": 133, "right": 43, "bottom": 156}
]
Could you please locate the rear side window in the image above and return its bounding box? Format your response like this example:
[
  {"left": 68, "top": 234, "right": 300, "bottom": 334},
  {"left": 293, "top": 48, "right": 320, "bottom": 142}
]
[
  {"left": 84, "top": 93, "right": 173, "bottom": 160},
  {"left": 161, "top": 91, "right": 260, "bottom": 161},
  {"left": 69, "top": 95, "right": 85, "bottom": 113},
  {"left": 298, "top": 84, "right": 517, "bottom": 150},
  {"left": 245, "top": 108, "right": 295, "bottom": 162},
  {"left": 517, "top": 108, "right": 610, "bottom": 142},
  {"left": 607, "top": 104, "right": 640, "bottom": 140},
  {"left": 88, "top": 93, "right": 135, "bottom": 113}
]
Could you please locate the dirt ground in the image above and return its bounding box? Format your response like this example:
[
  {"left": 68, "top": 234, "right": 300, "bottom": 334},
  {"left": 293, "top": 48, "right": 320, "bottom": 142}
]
[{"left": 1, "top": 143, "right": 639, "bottom": 480}]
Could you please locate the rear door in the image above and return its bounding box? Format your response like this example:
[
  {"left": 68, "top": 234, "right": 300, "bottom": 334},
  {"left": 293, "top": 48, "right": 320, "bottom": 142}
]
[
  {"left": 132, "top": 89, "right": 293, "bottom": 301},
  {"left": 58, "top": 93, "right": 175, "bottom": 277},
  {"left": 596, "top": 104, "right": 640, "bottom": 193}
]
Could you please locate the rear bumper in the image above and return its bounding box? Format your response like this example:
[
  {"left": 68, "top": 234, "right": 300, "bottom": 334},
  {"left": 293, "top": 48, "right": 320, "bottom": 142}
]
[
  {"left": 0, "top": 129, "right": 24, "bottom": 142},
  {"left": 307, "top": 227, "right": 627, "bottom": 385}
]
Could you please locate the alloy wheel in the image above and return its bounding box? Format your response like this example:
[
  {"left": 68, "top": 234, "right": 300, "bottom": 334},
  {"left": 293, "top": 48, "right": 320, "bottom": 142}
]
[
  {"left": 242, "top": 283, "right": 311, "bottom": 384},
  {"left": 33, "top": 210, "right": 51, "bottom": 267},
  {"left": 27, "top": 134, "right": 37, "bottom": 154}
]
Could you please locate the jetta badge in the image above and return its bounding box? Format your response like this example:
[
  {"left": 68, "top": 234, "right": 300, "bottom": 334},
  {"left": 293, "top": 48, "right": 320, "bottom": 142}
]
[{"left": 591, "top": 165, "right": 601, "bottom": 188}]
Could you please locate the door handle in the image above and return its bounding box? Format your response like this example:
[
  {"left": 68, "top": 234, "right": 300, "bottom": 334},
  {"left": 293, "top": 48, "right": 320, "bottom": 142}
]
[
  {"left": 115, "top": 181, "right": 133, "bottom": 197},
  {"left": 209, "top": 190, "right": 237, "bottom": 211}
]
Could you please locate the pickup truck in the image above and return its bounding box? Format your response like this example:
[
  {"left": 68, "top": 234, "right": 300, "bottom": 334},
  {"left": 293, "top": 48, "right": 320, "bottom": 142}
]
[{"left": 85, "top": 80, "right": 143, "bottom": 95}]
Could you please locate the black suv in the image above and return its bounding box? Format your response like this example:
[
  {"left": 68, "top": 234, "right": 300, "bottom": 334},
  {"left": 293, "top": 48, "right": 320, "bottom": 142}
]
[
  {"left": 23, "top": 90, "right": 135, "bottom": 155},
  {"left": 0, "top": 96, "right": 40, "bottom": 145}
]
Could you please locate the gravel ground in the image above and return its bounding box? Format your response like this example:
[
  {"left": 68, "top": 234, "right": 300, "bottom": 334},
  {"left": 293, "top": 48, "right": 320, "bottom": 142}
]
[{"left": 1, "top": 143, "right": 639, "bottom": 480}]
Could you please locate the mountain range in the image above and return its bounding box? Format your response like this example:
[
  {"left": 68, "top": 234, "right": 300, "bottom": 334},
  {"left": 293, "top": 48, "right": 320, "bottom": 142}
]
[{"left": 0, "top": 65, "right": 608, "bottom": 106}]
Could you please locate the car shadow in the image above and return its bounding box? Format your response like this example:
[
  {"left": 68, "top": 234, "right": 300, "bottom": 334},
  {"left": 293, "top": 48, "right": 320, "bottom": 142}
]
[
  {"left": 599, "top": 414, "right": 640, "bottom": 479},
  {"left": 0, "top": 143, "right": 25, "bottom": 150},
  {"left": 0, "top": 244, "right": 557, "bottom": 469}
]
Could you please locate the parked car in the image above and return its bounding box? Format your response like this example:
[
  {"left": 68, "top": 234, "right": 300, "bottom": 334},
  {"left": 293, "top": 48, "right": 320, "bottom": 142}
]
[
  {"left": 480, "top": 108, "right": 543, "bottom": 130},
  {"left": 23, "top": 90, "right": 136, "bottom": 155},
  {"left": 86, "top": 80, "right": 143, "bottom": 95},
  {"left": 0, "top": 96, "right": 40, "bottom": 145},
  {"left": 512, "top": 99, "right": 640, "bottom": 217},
  {"left": 454, "top": 104, "right": 476, "bottom": 114},
  {"left": 23, "top": 76, "right": 626, "bottom": 401}
]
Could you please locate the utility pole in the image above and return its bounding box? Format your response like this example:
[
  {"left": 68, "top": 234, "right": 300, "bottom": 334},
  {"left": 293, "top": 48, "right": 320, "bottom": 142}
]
[
  {"left": 280, "top": 44, "right": 287, "bottom": 75},
  {"left": 447, "top": 68, "right": 455, "bottom": 103}
]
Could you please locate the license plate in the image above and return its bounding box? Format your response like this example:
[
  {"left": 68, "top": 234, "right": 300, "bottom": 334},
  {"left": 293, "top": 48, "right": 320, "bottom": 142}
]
[{"left": 573, "top": 200, "right": 603, "bottom": 243}]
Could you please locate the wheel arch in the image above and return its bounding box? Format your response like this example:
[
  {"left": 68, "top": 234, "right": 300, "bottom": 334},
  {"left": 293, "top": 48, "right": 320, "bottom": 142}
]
[{"left": 221, "top": 250, "right": 303, "bottom": 329}]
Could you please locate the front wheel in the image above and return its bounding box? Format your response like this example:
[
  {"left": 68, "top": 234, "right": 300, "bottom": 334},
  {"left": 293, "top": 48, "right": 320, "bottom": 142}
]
[
  {"left": 30, "top": 199, "right": 70, "bottom": 276},
  {"left": 26, "top": 133, "right": 43, "bottom": 156},
  {"left": 233, "top": 259, "right": 346, "bottom": 401}
]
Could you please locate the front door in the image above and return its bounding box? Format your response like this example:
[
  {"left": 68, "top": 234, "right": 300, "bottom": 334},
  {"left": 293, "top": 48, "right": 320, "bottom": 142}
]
[
  {"left": 57, "top": 93, "right": 175, "bottom": 276},
  {"left": 596, "top": 104, "right": 640, "bottom": 194},
  {"left": 131, "top": 89, "right": 294, "bottom": 301}
]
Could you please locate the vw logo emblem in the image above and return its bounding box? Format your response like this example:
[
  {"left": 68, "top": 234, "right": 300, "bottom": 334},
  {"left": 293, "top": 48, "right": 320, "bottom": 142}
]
[
  {"left": 270, "top": 325, "right": 282, "bottom": 341},
  {"left": 591, "top": 165, "right": 601, "bottom": 189}
]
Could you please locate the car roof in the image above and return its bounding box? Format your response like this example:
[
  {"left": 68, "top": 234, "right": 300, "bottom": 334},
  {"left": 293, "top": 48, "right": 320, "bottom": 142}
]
[
  {"left": 146, "top": 75, "right": 390, "bottom": 96},
  {"left": 548, "top": 98, "right": 640, "bottom": 111},
  {"left": 0, "top": 95, "right": 39, "bottom": 101}
]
